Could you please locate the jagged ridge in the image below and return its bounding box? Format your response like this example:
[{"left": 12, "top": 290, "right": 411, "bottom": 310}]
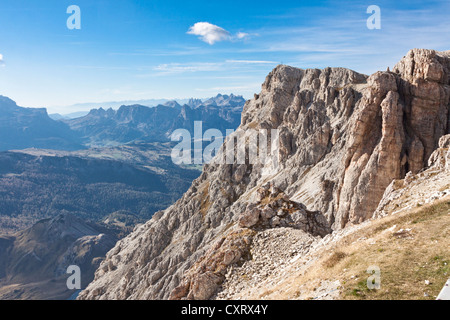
[{"left": 79, "top": 49, "right": 450, "bottom": 300}]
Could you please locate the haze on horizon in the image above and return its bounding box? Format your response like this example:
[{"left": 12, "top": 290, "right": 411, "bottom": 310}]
[{"left": 0, "top": 0, "right": 449, "bottom": 114}]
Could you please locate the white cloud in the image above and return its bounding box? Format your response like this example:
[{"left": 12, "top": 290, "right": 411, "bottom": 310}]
[
  {"left": 0, "top": 54, "right": 4, "bottom": 66},
  {"left": 151, "top": 60, "right": 277, "bottom": 76},
  {"left": 236, "top": 32, "right": 250, "bottom": 40},
  {"left": 187, "top": 22, "right": 253, "bottom": 45},
  {"left": 187, "top": 22, "right": 231, "bottom": 45},
  {"left": 152, "top": 62, "right": 224, "bottom": 75},
  {"left": 226, "top": 59, "right": 277, "bottom": 64}
]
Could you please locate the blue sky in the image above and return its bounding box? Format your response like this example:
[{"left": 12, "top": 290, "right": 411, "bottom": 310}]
[{"left": 0, "top": 0, "right": 449, "bottom": 113}]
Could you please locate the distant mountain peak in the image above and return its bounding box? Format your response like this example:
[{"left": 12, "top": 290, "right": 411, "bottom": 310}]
[
  {"left": 87, "top": 107, "right": 108, "bottom": 116},
  {"left": 0, "top": 96, "right": 84, "bottom": 151},
  {"left": 0, "top": 95, "right": 18, "bottom": 111},
  {"left": 163, "top": 100, "right": 182, "bottom": 109},
  {"left": 187, "top": 98, "right": 203, "bottom": 108},
  {"left": 202, "top": 93, "right": 246, "bottom": 108},
  {"left": 0, "top": 95, "right": 17, "bottom": 104}
]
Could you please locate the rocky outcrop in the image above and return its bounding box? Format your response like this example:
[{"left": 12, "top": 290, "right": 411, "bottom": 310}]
[
  {"left": 237, "top": 183, "right": 331, "bottom": 237},
  {"left": 428, "top": 134, "right": 450, "bottom": 170},
  {"left": 168, "top": 228, "right": 255, "bottom": 300},
  {"left": 79, "top": 49, "right": 450, "bottom": 300},
  {"left": 216, "top": 135, "right": 449, "bottom": 300},
  {"left": 375, "top": 134, "right": 450, "bottom": 218},
  {"left": 168, "top": 184, "right": 331, "bottom": 300}
]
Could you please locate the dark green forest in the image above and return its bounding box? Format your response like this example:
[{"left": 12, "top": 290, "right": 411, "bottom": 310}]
[{"left": 0, "top": 150, "right": 200, "bottom": 233}]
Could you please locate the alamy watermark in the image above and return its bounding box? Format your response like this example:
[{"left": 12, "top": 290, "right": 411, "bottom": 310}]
[
  {"left": 66, "top": 265, "right": 81, "bottom": 290},
  {"left": 65, "top": 5, "right": 380, "bottom": 32},
  {"left": 367, "top": 5, "right": 381, "bottom": 30},
  {"left": 170, "top": 121, "right": 280, "bottom": 169},
  {"left": 67, "top": 5, "right": 81, "bottom": 30},
  {"left": 367, "top": 265, "right": 381, "bottom": 290}
]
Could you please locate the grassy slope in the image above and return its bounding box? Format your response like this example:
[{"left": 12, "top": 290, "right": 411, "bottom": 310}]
[
  {"left": 247, "top": 196, "right": 449, "bottom": 300},
  {"left": 338, "top": 199, "right": 450, "bottom": 300},
  {"left": 289, "top": 198, "right": 450, "bottom": 300}
]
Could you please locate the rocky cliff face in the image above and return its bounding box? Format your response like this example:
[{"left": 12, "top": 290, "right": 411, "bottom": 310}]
[
  {"left": 78, "top": 49, "right": 450, "bottom": 300},
  {"left": 375, "top": 133, "right": 450, "bottom": 218}
]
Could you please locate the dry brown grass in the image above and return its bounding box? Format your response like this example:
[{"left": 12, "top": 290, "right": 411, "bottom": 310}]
[
  {"left": 249, "top": 196, "right": 450, "bottom": 300},
  {"left": 323, "top": 251, "right": 348, "bottom": 269},
  {"left": 339, "top": 199, "right": 450, "bottom": 300}
]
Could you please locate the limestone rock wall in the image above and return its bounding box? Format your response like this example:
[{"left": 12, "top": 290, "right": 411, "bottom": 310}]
[{"left": 78, "top": 49, "right": 450, "bottom": 300}]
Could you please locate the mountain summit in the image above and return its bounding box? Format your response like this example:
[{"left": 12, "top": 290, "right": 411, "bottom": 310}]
[
  {"left": 64, "top": 94, "right": 245, "bottom": 147},
  {"left": 0, "top": 96, "right": 83, "bottom": 151},
  {"left": 79, "top": 49, "right": 450, "bottom": 300}
]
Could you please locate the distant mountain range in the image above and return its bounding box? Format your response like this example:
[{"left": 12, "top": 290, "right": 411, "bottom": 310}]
[
  {"left": 0, "top": 96, "right": 83, "bottom": 151},
  {"left": 65, "top": 94, "right": 245, "bottom": 147},
  {"left": 49, "top": 111, "right": 90, "bottom": 120},
  {"left": 0, "top": 94, "right": 246, "bottom": 151},
  {"left": 0, "top": 92, "right": 245, "bottom": 299},
  {"left": 50, "top": 98, "right": 196, "bottom": 115},
  {"left": 50, "top": 95, "right": 245, "bottom": 117},
  {"left": 0, "top": 92, "right": 244, "bottom": 235},
  {"left": 0, "top": 122, "right": 203, "bottom": 300}
]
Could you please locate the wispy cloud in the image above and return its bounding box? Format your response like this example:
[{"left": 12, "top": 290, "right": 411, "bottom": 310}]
[
  {"left": 236, "top": 32, "right": 251, "bottom": 40},
  {"left": 152, "top": 62, "right": 224, "bottom": 75},
  {"left": 226, "top": 59, "right": 277, "bottom": 64},
  {"left": 109, "top": 46, "right": 214, "bottom": 57},
  {"left": 149, "top": 59, "right": 277, "bottom": 77},
  {"left": 65, "top": 65, "right": 138, "bottom": 70},
  {"left": 235, "top": 5, "right": 450, "bottom": 75},
  {"left": 187, "top": 22, "right": 232, "bottom": 45},
  {"left": 187, "top": 22, "right": 253, "bottom": 45},
  {"left": 0, "top": 54, "right": 5, "bottom": 66}
]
